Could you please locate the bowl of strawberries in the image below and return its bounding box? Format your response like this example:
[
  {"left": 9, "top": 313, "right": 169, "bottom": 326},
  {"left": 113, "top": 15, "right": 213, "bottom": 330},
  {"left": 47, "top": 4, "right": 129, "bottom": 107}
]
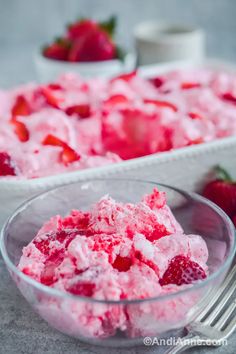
[{"left": 35, "top": 16, "right": 136, "bottom": 81}]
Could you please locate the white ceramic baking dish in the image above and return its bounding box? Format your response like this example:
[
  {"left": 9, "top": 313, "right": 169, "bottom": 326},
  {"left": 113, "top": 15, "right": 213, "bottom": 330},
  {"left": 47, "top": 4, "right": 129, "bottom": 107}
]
[{"left": 1, "top": 59, "right": 236, "bottom": 227}]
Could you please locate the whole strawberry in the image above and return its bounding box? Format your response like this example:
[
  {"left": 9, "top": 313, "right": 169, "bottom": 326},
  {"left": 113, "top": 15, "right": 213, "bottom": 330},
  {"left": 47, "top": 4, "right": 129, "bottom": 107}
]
[
  {"left": 43, "top": 38, "right": 71, "bottom": 61},
  {"left": 203, "top": 166, "right": 236, "bottom": 218},
  {"left": 67, "top": 19, "right": 97, "bottom": 40},
  {"left": 159, "top": 255, "right": 206, "bottom": 286},
  {"left": 68, "top": 28, "right": 115, "bottom": 62}
]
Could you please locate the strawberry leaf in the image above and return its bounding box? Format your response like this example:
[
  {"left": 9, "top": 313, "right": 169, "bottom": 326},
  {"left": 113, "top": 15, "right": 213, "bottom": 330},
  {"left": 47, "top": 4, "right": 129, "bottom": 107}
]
[
  {"left": 99, "top": 16, "right": 117, "bottom": 37},
  {"left": 215, "top": 165, "right": 233, "bottom": 182}
]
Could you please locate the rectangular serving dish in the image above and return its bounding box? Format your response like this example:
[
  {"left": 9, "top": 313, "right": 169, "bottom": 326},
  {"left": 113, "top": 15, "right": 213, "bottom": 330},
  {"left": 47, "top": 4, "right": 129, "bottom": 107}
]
[{"left": 1, "top": 58, "right": 236, "bottom": 227}]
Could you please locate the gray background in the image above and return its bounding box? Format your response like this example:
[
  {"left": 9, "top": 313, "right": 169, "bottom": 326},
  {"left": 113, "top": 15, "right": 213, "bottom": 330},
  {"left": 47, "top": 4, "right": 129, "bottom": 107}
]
[
  {"left": 1, "top": 0, "right": 236, "bottom": 87},
  {"left": 0, "top": 1, "right": 236, "bottom": 353}
]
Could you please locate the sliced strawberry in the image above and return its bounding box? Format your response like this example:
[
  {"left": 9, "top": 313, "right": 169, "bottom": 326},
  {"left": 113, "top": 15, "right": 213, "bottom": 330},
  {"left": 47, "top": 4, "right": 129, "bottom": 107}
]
[
  {"left": 144, "top": 98, "right": 178, "bottom": 112},
  {"left": 34, "top": 239, "right": 50, "bottom": 255},
  {"left": 61, "top": 145, "right": 81, "bottom": 164},
  {"left": 112, "top": 255, "right": 132, "bottom": 272},
  {"left": 189, "top": 112, "right": 204, "bottom": 120},
  {"left": 221, "top": 92, "right": 236, "bottom": 105},
  {"left": 203, "top": 166, "right": 236, "bottom": 218},
  {"left": 67, "top": 281, "right": 95, "bottom": 296},
  {"left": 68, "top": 28, "right": 115, "bottom": 62},
  {"left": 111, "top": 70, "right": 137, "bottom": 83},
  {"left": 159, "top": 255, "right": 207, "bottom": 286},
  {"left": 42, "top": 134, "right": 66, "bottom": 147},
  {"left": 67, "top": 19, "right": 97, "bottom": 40},
  {"left": 11, "top": 95, "right": 31, "bottom": 117},
  {"left": 0, "top": 152, "right": 18, "bottom": 176},
  {"left": 47, "top": 83, "right": 63, "bottom": 90},
  {"left": 189, "top": 138, "right": 204, "bottom": 145},
  {"left": 11, "top": 120, "right": 29, "bottom": 142},
  {"left": 42, "top": 134, "right": 80, "bottom": 164},
  {"left": 181, "top": 82, "right": 201, "bottom": 90},
  {"left": 65, "top": 104, "right": 91, "bottom": 118},
  {"left": 22, "top": 268, "right": 33, "bottom": 277},
  {"left": 150, "top": 77, "right": 164, "bottom": 88},
  {"left": 41, "top": 249, "right": 65, "bottom": 286},
  {"left": 40, "top": 264, "right": 57, "bottom": 286},
  {"left": 39, "top": 86, "right": 62, "bottom": 108},
  {"left": 134, "top": 250, "right": 159, "bottom": 274},
  {"left": 43, "top": 38, "right": 70, "bottom": 61},
  {"left": 142, "top": 224, "right": 171, "bottom": 242},
  {"left": 103, "top": 94, "right": 129, "bottom": 107},
  {"left": 61, "top": 211, "right": 90, "bottom": 232}
]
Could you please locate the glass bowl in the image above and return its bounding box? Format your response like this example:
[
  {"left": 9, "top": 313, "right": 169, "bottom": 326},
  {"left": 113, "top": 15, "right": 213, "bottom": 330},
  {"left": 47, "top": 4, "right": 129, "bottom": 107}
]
[{"left": 0, "top": 179, "right": 235, "bottom": 347}]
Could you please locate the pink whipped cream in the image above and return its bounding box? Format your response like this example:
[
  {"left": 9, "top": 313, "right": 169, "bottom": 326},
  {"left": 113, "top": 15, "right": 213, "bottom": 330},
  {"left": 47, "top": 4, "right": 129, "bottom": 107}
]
[
  {"left": 1, "top": 68, "right": 236, "bottom": 179},
  {"left": 18, "top": 188, "right": 208, "bottom": 338}
]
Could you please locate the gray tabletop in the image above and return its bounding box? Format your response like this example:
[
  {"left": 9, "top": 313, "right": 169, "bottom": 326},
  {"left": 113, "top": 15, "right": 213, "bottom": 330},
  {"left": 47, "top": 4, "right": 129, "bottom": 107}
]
[{"left": 0, "top": 257, "right": 235, "bottom": 354}]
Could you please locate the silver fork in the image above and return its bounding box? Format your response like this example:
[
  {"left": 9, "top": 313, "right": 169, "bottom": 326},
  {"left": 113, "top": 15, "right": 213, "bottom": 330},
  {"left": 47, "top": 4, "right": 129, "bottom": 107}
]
[{"left": 165, "top": 264, "right": 236, "bottom": 353}]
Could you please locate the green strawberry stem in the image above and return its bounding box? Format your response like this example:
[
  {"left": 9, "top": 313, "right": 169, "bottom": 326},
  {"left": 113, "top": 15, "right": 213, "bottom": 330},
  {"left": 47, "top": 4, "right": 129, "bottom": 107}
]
[
  {"left": 99, "top": 16, "right": 117, "bottom": 37},
  {"left": 215, "top": 165, "right": 233, "bottom": 182}
]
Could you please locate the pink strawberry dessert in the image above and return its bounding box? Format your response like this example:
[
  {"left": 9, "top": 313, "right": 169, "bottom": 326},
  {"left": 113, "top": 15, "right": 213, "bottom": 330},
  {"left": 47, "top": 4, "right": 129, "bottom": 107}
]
[
  {"left": 18, "top": 188, "right": 208, "bottom": 338},
  {"left": 1, "top": 68, "right": 236, "bottom": 178}
]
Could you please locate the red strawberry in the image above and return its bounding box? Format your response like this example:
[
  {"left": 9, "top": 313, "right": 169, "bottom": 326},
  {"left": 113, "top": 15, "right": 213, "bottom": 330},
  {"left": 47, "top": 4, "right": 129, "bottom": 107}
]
[
  {"left": 65, "top": 104, "right": 91, "bottom": 118},
  {"left": 0, "top": 152, "right": 18, "bottom": 176},
  {"left": 39, "top": 86, "right": 62, "bottom": 108},
  {"left": 42, "top": 134, "right": 80, "bottom": 164},
  {"left": 34, "top": 238, "right": 51, "bottom": 255},
  {"left": 11, "top": 95, "right": 31, "bottom": 117},
  {"left": 103, "top": 94, "right": 129, "bottom": 107},
  {"left": 42, "top": 134, "right": 65, "bottom": 147},
  {"left": 144, "top": 98, "right": 178, "bottom": 112},
  {"left": 112, "top": 255, "right": 132, "bottom": 272},
  {"left": 34, "top": 229, "right": 78, "bottom": 256},
  {"left": 41, "top": 249, "right": 65, "bottom": 286},
  {"left": 159, "top": 255, "right": 206, "bottom": 286},
  {"left": 203, "top": 166, "right": 236, "bottom": 218},
  {"left": 11, "top": 120, "right": 29, "bottom": 142},
  {"left": 111, "top": 70, "right": 137, "bottom": 83},
  {"left": 221, "top": 92, "right": 236, "bottom": 105},
  {"left": 61, "top": 145, "right": 80, "bottom": 164},
  {"left": 181, "top": 82, "right": 201, "bottom": 90},
  {"left": 68, "top": 28, "right": 116, "bottom": 62},
  {"left": 61, "top": 211, "right": 90, "bottom": 232},
  {"left": 47, "top": 83, "right": 63, "bottom": 91},
  {"left": 67, "top": 281, "right": 95, "bottom": 296},
  {"left": 43, "top": 38, "right": 70, "bottom": 61},
  {"left": 150, "top": 77, "right": 164, "bottom": 88},
  {"left": 188, "top": 112, "right": 204, "bottom": 120},
  {"left": 67, "top": 19, "right": 97, "bottom": 40}
]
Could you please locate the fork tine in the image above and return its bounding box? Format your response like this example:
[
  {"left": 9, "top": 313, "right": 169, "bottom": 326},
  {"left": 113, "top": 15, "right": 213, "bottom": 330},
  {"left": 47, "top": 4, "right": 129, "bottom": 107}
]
[
  {"left": 215, "top": 299, "right": 236, "bottom": 329},
  {"left": 223, "top": 313, "right": 236, "bottom": 337},
  {"left": 203, "top": 278, "right": 236, "bottom": 325},
  {"left": 197, "top": 264, "right": 236, "bottom": 322}
]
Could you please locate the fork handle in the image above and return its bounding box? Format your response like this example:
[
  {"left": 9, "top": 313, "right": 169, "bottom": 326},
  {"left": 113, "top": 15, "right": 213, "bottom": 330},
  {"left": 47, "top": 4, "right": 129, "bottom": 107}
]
[{"left": 164, "top": 333, "right": 200, "bottom": 353}]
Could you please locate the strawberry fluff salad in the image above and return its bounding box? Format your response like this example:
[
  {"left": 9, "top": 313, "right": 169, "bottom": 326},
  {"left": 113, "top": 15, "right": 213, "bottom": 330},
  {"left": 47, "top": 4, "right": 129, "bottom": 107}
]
[
  {"left": 1, "top": 68, "right": 236, "bottom": 179},
  {"left": 18, "top": 188, "right": 209, "bottom": 338}
]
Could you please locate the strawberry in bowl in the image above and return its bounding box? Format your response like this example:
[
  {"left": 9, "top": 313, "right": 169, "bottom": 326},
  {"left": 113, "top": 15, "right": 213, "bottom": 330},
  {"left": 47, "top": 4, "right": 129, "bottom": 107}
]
[{"left": 35, "top": 16, "right": 136, "bottom": 81}]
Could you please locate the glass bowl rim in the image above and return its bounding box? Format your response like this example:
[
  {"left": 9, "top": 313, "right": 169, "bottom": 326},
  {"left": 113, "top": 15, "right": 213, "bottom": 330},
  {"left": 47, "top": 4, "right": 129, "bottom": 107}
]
[{"left": 0, "top": 178, "right": 235, "bottom": 305}]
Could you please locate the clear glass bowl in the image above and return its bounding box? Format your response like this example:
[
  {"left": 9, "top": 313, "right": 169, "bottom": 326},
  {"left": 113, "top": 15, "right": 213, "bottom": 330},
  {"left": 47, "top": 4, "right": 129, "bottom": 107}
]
[{"left": 0, "top": 179, "right": 235, "bottom": 347}]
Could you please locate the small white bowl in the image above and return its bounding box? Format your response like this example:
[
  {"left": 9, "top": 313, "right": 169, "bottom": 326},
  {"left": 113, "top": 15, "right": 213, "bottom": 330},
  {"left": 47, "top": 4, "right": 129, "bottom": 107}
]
[
  {"left": 134, "top": 21, "right": 205, "bottom": 65},
  {"left": 34, "top": 51, "right": 136, "bottom": 82}
]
